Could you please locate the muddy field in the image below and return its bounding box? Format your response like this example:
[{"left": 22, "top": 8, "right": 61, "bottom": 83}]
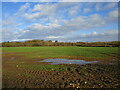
[{"left": 2, "top": 47, "right": 120, "bottom": 88}]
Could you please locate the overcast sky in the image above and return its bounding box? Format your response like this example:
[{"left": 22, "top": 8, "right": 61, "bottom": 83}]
[{"left": 2, "top": 2, "right": 119, "bottom": 42}]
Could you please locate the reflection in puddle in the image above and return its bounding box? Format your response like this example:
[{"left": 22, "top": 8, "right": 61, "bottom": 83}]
[
  {"left": 40, "top": 59, "right": 98, "bottom": 65},
  {"left": 10, "top": 57, "right": 15, "bottom": 60},
  {"left": 109, "top": 63, "right": 118, "bottom": 65}
]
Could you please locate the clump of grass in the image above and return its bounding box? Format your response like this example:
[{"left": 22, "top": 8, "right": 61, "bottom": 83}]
[{"left": 19, "top": 64, "right": 68, "bottom": 71}]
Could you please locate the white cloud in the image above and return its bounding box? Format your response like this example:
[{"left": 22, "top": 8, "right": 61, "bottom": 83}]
[
  {"left": 3, "top": 0, "right": 119, "bottom": 2},
  {"left": 92, "top": 31, "right": 97, "bottom": 35},
  {"left": 24, "top": 12, "right": 41, "bottom": 20},
  {"left": 62, "top": 14, "right": 106, "bottom": 30},
  {"left": 103, "top": 3, "right": 117, "bottom": 10},
  {"left": 63, "top": 29, "right": 118, "bottom": 42},
  {"left": 18, "top": 12, "right": 117, "bottom": 41},
  {"left": 2, "top": 28, "right": 18, "bottom": 41},
  {"left": 32, "top": 4, "right": 44, "bottom": 11},
  {"left": 22, "top": 4, "right": 56, "bottom": 21},
  {"left": 95, "top": 2, "right": 117, "bottom": 11},
  {"left": 19, "top": 3, "right": 30, "bottom": 11},
  {"left": 23, "top": 2, "right": 79, "bottom": 21},
  {"left": 2, "top": 15, "right": 26, "bottom": 41},
  {"left": 61, "top": 0, "right": 118, "bottom": 2},
  {"left": 108, "top": 9, "right": 118, "bottom": 18},
  {"left": 26, "top": 23, "right": 47, "bottom": 31},
  {"left": 2, "top": 16, "right": 15, "bottom": 26},
  {"left": 2, "top": 2, "right": 118, "bottom": 42},
  {"left": 48, "top": 17, "right": 60, "bottom": 26},
  {"left": 68, "top": 6, "right": 80, "bottom": 16},
  {"left": 26, "top": 22, "right": 61, "bottom": 32},
  {"left": 7, "top": 0, "right": 20, "bottom": 2},
  {"left": 18, "top": 29, "right": 29, "bottom": 33},
  {"left": 11, "top": 39, "right": 33, "bottom": 42},
  {"left": 105, "top": 9, "right": 118, "bottom": 23},
  {"left": 45, "top": 36, "right": 62, "bottom": 39},
  {"left": 31, "top": 3, "right": 57, "bottom": 17},
  {"left": 2, "top": 20, "right": 14, "bottom": 26},
  {"left": 83, "top": 8, "right": 91, "bottom": 13}
]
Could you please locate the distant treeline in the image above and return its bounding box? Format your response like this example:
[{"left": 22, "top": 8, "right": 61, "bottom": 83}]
[{"left": 1, "top": 40, "right": 120, "bottom": 47}]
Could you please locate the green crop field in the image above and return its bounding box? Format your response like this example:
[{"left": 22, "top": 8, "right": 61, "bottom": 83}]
[
  {"left": 2, "top": 46, "right": 119, "bottom": 59},
  {"left": 2, "top": 47, "right": 119, "bottom": 88}
]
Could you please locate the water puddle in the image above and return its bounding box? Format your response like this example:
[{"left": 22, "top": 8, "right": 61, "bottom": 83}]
[
  {"left": 10, "top": 57, "right": 15, "bottom": 60},
  {"left": 40, "top": 58, "right": 98, "bottom": 65},
  {"left": 109, "top": 63, "right": 118, "bottom": 65}
]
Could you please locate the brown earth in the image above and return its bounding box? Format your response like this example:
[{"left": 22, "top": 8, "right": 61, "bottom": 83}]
[{"left": 2, "top": 53, "right": 120, "bottom": 88}]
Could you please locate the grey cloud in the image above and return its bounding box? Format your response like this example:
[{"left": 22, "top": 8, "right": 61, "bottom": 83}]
[
  {"left": 18, "top": 11, "right": 118, "bottom": 41},
  {"left": 105, "top": 9, "right": 118, "bottom": 23},
  {"left": 2, "top": 28, "right": 18, "bottom": 41},
  {"left": 95, "top": 2, "right": 117, "bottom": 11},
  {"left": 2, "top": 2, "right": 118, "bottom": 42},
  {"left": 62, "top": 30, "right": 119, "bottom": 42}
]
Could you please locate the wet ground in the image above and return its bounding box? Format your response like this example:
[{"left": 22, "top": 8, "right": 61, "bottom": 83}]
[
  {"left": 2, "top": 51, "right": 120, "bottom": 88},
  {"left": 2, "top": 61, "right": 119, "bottom": 88}
]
